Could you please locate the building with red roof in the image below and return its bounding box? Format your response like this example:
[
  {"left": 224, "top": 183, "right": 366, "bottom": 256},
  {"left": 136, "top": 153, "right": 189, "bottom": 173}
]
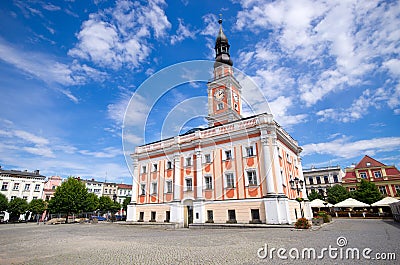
[{"left": 342, "top": 155, "right": 400, "bottom": 197}]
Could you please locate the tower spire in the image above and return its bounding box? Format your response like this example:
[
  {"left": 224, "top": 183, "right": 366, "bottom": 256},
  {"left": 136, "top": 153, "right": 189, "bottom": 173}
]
[{"left": 214, "top": 15, "right": 233, "bottom": 67}]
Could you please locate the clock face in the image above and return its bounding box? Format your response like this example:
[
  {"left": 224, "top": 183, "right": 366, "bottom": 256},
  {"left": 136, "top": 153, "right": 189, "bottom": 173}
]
[
  {"left": 233, "top": 93, "right": 239, "bottom": 102},
  {"left": 214, "top": 89, "right": 225, "bottom": 100}
]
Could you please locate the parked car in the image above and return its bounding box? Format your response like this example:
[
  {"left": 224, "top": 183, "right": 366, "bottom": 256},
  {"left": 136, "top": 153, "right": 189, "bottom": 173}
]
[
  {"left": 91, "top": 215, "right": 107, "bottom": 221},
  {"left": 115, "top": 215, "right": 126, "bottom": 221}
]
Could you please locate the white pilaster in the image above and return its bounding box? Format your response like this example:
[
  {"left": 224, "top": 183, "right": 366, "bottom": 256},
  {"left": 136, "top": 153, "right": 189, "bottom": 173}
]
[
  {"left": 195, "top": 149, "right": 203, "bottom": 199},
  {"left": 193, "top": 201, "right": 205, "bottom": 224},
  {"left": 170, "top": 202, "right": 184, "bottom": 227},
  {"left": 173, "top": 155, "right": 181, "bottom": 201},
  {"left": 261, "top": 135, "right": 276, "bottom": 195}
]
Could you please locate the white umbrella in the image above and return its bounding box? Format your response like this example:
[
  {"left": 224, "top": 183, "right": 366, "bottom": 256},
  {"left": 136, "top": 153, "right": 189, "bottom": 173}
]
[
  {"left": 334, "top": 198, "right": 370, "bottom": 208},
  {"left": 371, "top": 197, "right": 399, "bottom": 207},
  {"left": 310, "top": 199, "right": 333, "bottom": 208}
]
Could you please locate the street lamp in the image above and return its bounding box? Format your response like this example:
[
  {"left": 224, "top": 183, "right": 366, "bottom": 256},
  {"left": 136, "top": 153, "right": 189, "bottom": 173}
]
[{"left": 289, "top": 177, "right": 304, "bottom": 218}]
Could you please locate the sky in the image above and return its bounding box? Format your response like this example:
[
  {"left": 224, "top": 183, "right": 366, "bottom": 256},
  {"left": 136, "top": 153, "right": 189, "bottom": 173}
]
[{"left": 0, "top": 0, "right": 399, "bottom": 184}]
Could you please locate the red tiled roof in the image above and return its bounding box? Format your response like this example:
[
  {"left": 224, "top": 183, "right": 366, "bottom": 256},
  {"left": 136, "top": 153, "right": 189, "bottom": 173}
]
[
  {"left": 117, "top": 183, "right": 132, "bottom": 189},
  {"left": 355, "top": 155, "right": 385, "bottom": 169}
]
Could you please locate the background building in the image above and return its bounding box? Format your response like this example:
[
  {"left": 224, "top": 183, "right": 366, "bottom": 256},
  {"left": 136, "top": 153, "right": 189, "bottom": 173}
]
[
  {"left": 303, "top": 165, "right": 344, "bottom": 198},
  {"left": 82, "top": 178, "right": 104, "bottom": 198},
  {"left": 342, "top": 155, "right": 400, "bottom": 197},
  {"left": 0, "top": 166, "right": 46, "bottom": 202},
  {"left": 42, "top": 176, "right": 62, "bottom": 201}
]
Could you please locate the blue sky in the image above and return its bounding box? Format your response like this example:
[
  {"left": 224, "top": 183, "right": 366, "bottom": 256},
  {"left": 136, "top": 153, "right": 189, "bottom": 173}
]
[{"left": 0, "top": 0, "right": 399, "bottom": 184}]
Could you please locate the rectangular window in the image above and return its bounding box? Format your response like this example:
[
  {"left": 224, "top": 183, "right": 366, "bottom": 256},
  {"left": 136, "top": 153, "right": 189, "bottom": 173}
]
[
  {"left": 142, "top": 166, "right": 147, "bottom": 174},
  {"left": 395, "top": 185, "right": 400, "bottom": 195},
  {"left": 23, "top": 196, "right": 28, "bottom": 200},
  {"left": 360, "top": 172, "right": 367, "bottom": 179},
  {"left": 153, "top": 164, "right": 158, "bottom": 172},
  {"left": 228, "top": 210, "right": 236, "bottom": 221},
  {"left": 167, "top": 161, "right": 172, "bottom": 170},
  {"left": 139, "top": 212, "right": 144, "bottom": 221},
  {"left": 246, "top": 146, "right": 254, "bottom": 157},
  {"left": 324, "top": 176, "right": 329, "bottom": 184},
  {"left": 34, "top": 184, "right": 40, "bottom": 191},
  {"left": 165, "top": 211, "right": 170, "bottom": 222},
  {"left": 379, "top": 186, "right": 387, "bottom": 195},
  {"left": 308, "top": 177, "right": 314, "bottom": 185},
  {"left": 186, "top": 157, "right": 192, "bottom": 167},
  {"left": 247, "top": 170, "right": 257, "bottom": 186},
  {"left": 316, "top": 176, "right": 321, "bottom": 184},
  {"left": 225, "top": 150, "right": 232, "bottom": 160},
  {"left": 24, "top": 184, "right": 30, "bottom": 191},
  {"left": 251, "top": 209, "right": 260, "bottom": 222},
  {"left": 11, "top": 196, "right": 16, "bottom": 200},
  {"left": 333, "top": 175, "right": 338, "bottom": 183},
  {"left": 140, "top": 184, "right": 146, "bottom": 195},
  {"left": 205, "top": 154, "right": 211, "bottom": 163},
  {"left": 1, "top": 182, "right": 8, "bottom": 191},
  {"left": 205, "top": 176, "right": 213, "bottom": 190},
  {"left": 105, "top": 189, "right": 108, "bottom": 193},
  {"left": 151, "top": 183, "right": 157, "bottom": 194},
  {"left": 13, "top": 183, "right": 19, "bottom": 190},
  {"left": 166, "top": 181, "right": 172, "bottom": 193},
  {"left": 185, "top": 178, "right": 193, "bottom": 191},
  {"left": 226, "top": 173, "right": 235, "bottom": 188},
  {"left": 374, "top": 171, "right": 382, "bottom": 178},
  {"left": 150, "top": 211, "right": 156, "bottom": 221},
  {"left": 207, "top": 210, "right": 213, "bottom": 222},
  {"left": 286, "top": 153, "right": 291, "bottom": 162},
  {"left": 349, "top": 187, "right": 356, "bottom": 192},
  {"left": 217, "top": 102, "right": 224, "bottom": 110}
]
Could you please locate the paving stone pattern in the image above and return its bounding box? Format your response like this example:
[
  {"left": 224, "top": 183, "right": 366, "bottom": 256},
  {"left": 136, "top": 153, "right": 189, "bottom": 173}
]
[{"left": 0, "top": 219, "right": 398, "bottom": 265}]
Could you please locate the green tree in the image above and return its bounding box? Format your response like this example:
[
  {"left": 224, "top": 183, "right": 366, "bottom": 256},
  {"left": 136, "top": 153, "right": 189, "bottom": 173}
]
[
  {"left": 0, "top": 193, "right": 8, "bottom": 213},
  {"left": 307, "top": 190, "right": 323, "bottom": 201},
  {"left": 84, "top": 192, "right": 99, "bottom": 213},
  {"left": 8, "top": 197, "right": 29, "bottom": 222},
  {"left": 351, "top": 179, "right": 383, "bottom": 205},
  {"left": 29, "top": 199, "right": 46, "bottom": 222},
  {"left": 122, "top": 197, "right": 131, "bottom": 213},
  {"left": 47, "top": 177, "right": 89, "bottom": 223},
  {"left": 326, "top": 185, "right": 350, "bottom": 204},
  {"left": 99, "top": 196, "right": 120, "bottom": 213}
]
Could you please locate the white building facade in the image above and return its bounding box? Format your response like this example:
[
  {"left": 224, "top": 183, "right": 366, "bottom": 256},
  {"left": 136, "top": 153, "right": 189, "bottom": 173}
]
[
  {"left": 127, "top": 19, "right": 311, "bottom": 226},
  {"left": 0, "top": 167, "right": 46, "bottom": 202}
]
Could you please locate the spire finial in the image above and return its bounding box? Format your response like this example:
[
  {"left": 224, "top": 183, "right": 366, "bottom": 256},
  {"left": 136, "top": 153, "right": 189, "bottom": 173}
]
[{"left": 218, "top": 14, "right": 222, "bottom": 25}]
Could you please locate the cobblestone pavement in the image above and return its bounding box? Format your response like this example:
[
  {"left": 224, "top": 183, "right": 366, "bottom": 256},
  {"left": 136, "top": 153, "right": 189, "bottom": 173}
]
[{"left": 0, "top": 219, "right": 398, "bottom": 265}]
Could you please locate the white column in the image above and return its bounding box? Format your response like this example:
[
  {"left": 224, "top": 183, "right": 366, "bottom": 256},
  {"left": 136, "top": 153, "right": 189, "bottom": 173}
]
[
  {"left": 127, "top": 157, "right": 139, "bottom": 222},
  {"left": 131, "top": 157, "right": 139, "bottom": 203},
  {"left": 173, "top": 154, "right": 181, "bottom": 201},
  {"left": 261, "top": 136, "right": 276, "bottom": 195},
  {"left": 195, "top": 149, "right": 203, "bottom": 199},
  {"left": 272, "top": 139, "right": 284, "bottom": 195}
]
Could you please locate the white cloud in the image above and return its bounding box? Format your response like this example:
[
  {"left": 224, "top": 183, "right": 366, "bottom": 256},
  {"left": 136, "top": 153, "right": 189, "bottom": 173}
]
[
  {"left": 235, "top": 0, "right": 400, "bottom": 107},
  {"left": 170, "top": 18, "right": 197, "bottom": 45},
  {"left": 317, "top": 85, "right": 400, "bottom": 122},
  {"left": 79, "top": 147, "right": 122, "bottom": 158},
  {"left": 269, "top": 96, "right": 307, "bottom": 127},
  {"left": 302, "top": 136, "right": 400, "bottom": 159},
  {"left": 68, "top": 0, "right": 171, "bottom": 69}
]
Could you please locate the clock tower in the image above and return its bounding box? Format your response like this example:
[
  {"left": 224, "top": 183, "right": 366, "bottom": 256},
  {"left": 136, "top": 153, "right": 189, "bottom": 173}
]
[{"left": 207, "top": 17, "right": 242, "bottom": 127}]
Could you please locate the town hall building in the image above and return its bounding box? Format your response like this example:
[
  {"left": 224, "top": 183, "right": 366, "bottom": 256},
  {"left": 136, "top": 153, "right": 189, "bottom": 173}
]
[{"left": 127, "top": 19, "right": 311, "bottom": 226}]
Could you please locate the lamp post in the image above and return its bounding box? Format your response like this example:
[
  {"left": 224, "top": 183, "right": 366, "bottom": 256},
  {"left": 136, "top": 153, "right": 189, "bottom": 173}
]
[{"left": 290, "top": 177, "right": 304, "bottom": 218}]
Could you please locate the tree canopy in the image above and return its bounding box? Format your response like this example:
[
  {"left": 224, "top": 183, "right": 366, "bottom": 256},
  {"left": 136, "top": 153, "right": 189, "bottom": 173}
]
[
  {"left": 326, "top": 185, "right": 350, "bottom": 204},
  {"left": 84, "top": 192, "right": 99, "bottom": 213},
  {"left": 122, "top": 197, "right": 131, "bottom": 212},
  {"left": 98, "top": 196, "right": 120, "bottom": 214},
  {"left": 0, "top": 193, "right": 8, "bottom": 213},
  {"left": 351, "top": 179, "right": 383, "bottom": 205},
  {"left": 8, "top": 197, "right": 29, "bottom": 221},
  {"left": 307, "top": 190, "right": 323, "bottom": 201},
  {"left": 48, "top": 177, "right": 89, "bottom": 222}
]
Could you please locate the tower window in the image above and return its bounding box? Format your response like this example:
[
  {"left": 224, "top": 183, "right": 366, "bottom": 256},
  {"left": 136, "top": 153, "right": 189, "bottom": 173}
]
[
  {"left": 217, "top": 102, "right": 224, "bottom": 110},
  {"left": 225, "top": 150, "right": 232, "bottom": 160}
]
